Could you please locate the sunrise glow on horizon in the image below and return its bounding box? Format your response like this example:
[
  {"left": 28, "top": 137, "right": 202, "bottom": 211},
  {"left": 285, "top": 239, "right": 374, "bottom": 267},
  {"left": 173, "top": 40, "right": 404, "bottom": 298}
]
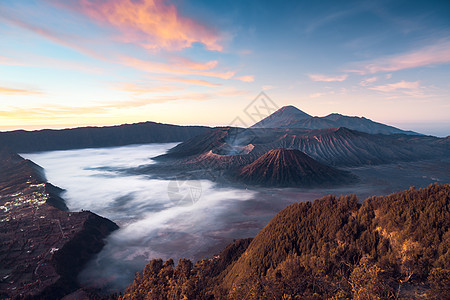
[{"left": 1, "top": 0, "right": 449, "bottom": 136}]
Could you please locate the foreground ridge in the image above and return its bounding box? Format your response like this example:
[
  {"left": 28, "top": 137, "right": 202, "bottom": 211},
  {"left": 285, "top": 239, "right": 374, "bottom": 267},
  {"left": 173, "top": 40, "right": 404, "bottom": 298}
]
[
  {"left": 0, "top": 149, "right": 118, "bottom": 299},
  {"left": 121, "top": 183, "right": 450, "bottom": 299}
]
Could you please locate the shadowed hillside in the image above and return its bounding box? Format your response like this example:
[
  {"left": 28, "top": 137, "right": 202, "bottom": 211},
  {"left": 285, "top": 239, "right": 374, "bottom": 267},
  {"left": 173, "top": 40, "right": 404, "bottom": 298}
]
[
  {"left": 0, "top": 122, "right": 210, "bottom": 153},
  {"left": 0, "top": 149, "right": 118, "bottom": 299},
  {"left": 154, "top": 126, "right": 448, "bottom": 170},
  {"left": 120, "top": 183, "right": 450, "bottom": 299},
  {"left": 235, "top": 148, "right": 356, "bottom": 187}
]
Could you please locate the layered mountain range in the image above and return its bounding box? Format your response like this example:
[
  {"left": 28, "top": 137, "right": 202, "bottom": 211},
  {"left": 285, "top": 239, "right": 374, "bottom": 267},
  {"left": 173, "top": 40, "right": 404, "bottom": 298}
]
[
  {"left": 0, "top": 149, "right": 118, "bottom": 299},
  {"left": 252, "top": 105, "right": 419, "bottom": 135}
]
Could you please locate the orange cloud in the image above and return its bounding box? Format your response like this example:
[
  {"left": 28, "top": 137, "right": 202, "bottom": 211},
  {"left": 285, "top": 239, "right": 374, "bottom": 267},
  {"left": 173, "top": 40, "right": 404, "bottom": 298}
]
[
  {"left": 157, "top": 77, "right": 221, "bottom": 87},
  {"left": 235, "top": 75, "right": 254, "bottom": 82},
  {"left": 120, "top": 56, "right": 235, "bottom": 79},
  {"left": 115, "top": 83, "right": 183, "bottom": 94},
  {"left": 0, "top": 87, "right": 43, "bottom": 96},
  {"left": 308, "top": 74, "right": 348, "bottom": 82},
  {"left": 80, "top": 0, "right": 222, "bottom": 52},
  {"left": 0, "top": 92, "right": 213, "bottom": 120},
  {"left": 347, "top": 40, "right": 450, "bottom": 75}
]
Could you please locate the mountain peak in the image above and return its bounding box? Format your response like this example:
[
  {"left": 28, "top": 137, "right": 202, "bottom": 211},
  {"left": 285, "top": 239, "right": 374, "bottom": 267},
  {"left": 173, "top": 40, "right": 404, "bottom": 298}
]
[
  {"left": 275, "top": 105, "right": 311, "bottom": 117},
  {"left": 235, "top": 148, "right": 354, "bottom": 187},
  {"left": 251, "top": 105, "right": 312, "bottom": 128}
]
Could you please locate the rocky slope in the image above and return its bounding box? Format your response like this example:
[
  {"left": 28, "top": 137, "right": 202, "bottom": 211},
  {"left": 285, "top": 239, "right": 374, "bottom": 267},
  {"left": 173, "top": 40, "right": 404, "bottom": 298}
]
[
  {"left": 121, "top": 183, "right": 450, "bottom": 299},
  {"left": 154, "top": 127, "right": 448, "bottom": 170},
  {"left": 0, "top": 122, "right": 210, "bottom": 153},
  {"left": 251, "top": 105, "right": 419, "bottom": 135},
  {"left": 235, "top": 149, "right": 355, "bottom": 187},
  {"left": 0, "top": 149, "right": 118, "bottom": 299}
]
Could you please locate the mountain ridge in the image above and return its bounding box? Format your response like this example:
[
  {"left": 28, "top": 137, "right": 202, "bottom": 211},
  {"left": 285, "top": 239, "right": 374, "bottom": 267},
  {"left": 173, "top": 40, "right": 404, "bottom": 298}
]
[
  {"left": 251, "top": 105, "right": 420, "bottom": 135},
  {"left": 236, "top": 148, "right": 355, "bottom": 187}
]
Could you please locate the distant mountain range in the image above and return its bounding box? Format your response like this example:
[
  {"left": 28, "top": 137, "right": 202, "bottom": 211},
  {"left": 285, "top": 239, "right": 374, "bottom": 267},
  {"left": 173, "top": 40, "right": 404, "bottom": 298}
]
[
  {"left": 157, "top": 126, "right": 448, "bottom": 168},
  {"left": 251, "top": 105, "right": 420, "bottom": 135},
  {"left": 0, "top": 122, "right": 210, "bottom": 153}
]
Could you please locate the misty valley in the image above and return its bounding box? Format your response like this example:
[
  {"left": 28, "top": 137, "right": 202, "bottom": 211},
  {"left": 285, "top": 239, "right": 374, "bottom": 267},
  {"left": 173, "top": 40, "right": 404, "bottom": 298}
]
[{"left": 19, "top": 136, "right": 450, "bottom": 296}]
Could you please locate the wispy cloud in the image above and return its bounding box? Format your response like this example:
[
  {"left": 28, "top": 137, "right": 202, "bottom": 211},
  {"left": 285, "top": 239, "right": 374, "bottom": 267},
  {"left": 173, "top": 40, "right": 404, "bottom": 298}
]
[
  {"left": 262, "top": 85, "right": 276, "bottom": 91},
  {"left": 168, "top": 56, "right": 218, "bottom": 70},
  {"left": 368, "top": 80, "right": 433, "bottom": 98},
  {"left": 0, "top": 92, "right": 213, "bottom": 119},
  {"left": 235, "top": 75, "right": 254, "bottom": 82},
  {"left": 114, "top": 83, "right": 183, "bottom": 95},
  {"left": 309, "top": 92, "right": 326, "bottom": 98},
  {"left": 120, "top": 56, "right": 235, "bottom": 79},
  {"left": 369, "top": 80, "right": 420, "bottom": 92},
  {"left": 0, "top": 86, "right": 44, "bottom": 96},
  {"left": 359, "top": 76, "right": 378, "bottom": 86},
  {"left": 0, "top": 56, "right": 23, "bottom": 66},
  {"left": 308, "top": 74, "right": 348, "bottom": 82},
  {"left": 347, "top": 40, "right": 450, "bottom": 74},
  {"left": 156, "top": 77, "right": 221, "bottom": 87},
  {"left": 78, "top": 0, "right": 222, "bottom": 52}
]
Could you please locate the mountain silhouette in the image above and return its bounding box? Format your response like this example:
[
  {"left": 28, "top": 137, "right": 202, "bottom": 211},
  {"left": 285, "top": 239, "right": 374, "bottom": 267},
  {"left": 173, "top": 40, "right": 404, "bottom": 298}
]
[{"left": 251, "top": 105, "right": 420, "bottom": 135}]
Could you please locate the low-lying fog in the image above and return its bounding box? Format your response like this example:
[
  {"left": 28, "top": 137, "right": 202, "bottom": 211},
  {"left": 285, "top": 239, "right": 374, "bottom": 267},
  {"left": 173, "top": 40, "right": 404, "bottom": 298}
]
[{"left": 22, "top": 143, "right": 450, "bottom": 292}]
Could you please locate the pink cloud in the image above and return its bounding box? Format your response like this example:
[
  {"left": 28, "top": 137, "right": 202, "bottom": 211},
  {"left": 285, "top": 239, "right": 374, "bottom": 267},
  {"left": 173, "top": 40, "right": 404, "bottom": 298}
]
[
  {"left": 79, "top": 0, "right": 223, "bottom": 52},
  {"left": 369, "top": 80, "right": 420, "bottom": 92},
  {"left": 347, "top": 40, "right": 450, "bottom": 74},
  {"left": 120, "top": 56, "right": 235, "bottom": 79},
  {"left": 235, "top": 75, "right": 254, "bottom": 82},
  {"left": 308, "top": 74, "right": 348, "bottom": 82},
  {"left": 156, "top": 77, "right": 221, "bottom": 87},
  {"left": 168, "top": 56, "right": 218, "bottom": 71},
  {"left": 359, "top": 76, "right": 378, "bottom": 86}
]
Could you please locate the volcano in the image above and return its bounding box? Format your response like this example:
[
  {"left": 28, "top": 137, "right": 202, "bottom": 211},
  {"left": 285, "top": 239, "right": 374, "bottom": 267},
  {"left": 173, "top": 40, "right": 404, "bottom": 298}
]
[
  {"left": 235, "top": 148, "right": 355, "bottom": 187},
  {"left": 251, "top": 105, "right": 419, "bottom": 135}
]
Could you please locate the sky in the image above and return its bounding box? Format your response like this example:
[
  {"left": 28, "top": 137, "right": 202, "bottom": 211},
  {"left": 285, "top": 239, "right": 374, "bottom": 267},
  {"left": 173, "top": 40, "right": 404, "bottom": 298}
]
[{"left": 0, "top": 0, "right": 449, "bottom": 136}]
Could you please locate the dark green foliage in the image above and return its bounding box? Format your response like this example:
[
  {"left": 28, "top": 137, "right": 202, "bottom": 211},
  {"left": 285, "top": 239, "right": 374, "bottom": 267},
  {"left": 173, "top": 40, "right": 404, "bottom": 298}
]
[{"left": 121, "top": 183, "right": 450, "bottom": 299}]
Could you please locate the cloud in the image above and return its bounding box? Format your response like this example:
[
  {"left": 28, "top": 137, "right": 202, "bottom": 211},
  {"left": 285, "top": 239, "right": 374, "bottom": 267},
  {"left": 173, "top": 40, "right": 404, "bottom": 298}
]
[
  {"left": 369, "top": 80, "right": 420, "bottom": 92},
  {"left": 78, "top": 0, "right": 222, "bottom": 52},
  {"left": 368, "top": 80, "right": 433, "bottom": 98},
  {"left": 235, "top": 75, "right": 254, "bottom": 82},
  {"left": 309, "top": 92, "right": 326, "bottom": 98},
  {"left": 156, "top": 77, "right": 221, "bottom": 87},
  {"left": 216, "top": 88, "right": 250, "bottom": 97},
  {"left": 1, "top": 3, "right": 233, "bottom": 83},
  {"left": 262, "top": 85, "right": 276, "bottom": 91},
  {"left": 308, "top": 74, "right": 348, "bottom": 82},
  {"left": 347, "top": 40, "right": 450, "bottom": 75},
  {"left": 0, "top": 86, "right": 44, "bottom": 96},
  {"left": 0, "top": 56, "right": 23, "bottom": 66},
  {"left": 359, "top": 76, "right": 378, "bottom": 86},
  {"left": 169, "top": 56, "right": 218, "bottom": 70},
  {"left": 0, "top": 92, "right": 213, "bottom": 120},
  {"left": 120, "top": 56, "right": 235, "bottom": 79},
  {"left": 115, "top": 83, "right": 184, "bottom": 94}
]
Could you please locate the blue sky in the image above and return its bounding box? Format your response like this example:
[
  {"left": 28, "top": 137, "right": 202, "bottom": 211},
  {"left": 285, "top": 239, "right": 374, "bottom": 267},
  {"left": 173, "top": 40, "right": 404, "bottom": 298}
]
[{"left": 0, "top": 0, "right": 449, "bottom": 136}]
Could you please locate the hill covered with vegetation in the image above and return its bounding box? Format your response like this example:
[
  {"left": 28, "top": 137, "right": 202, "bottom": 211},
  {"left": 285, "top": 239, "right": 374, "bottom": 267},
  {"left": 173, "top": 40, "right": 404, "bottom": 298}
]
[{"left": 120, "top": 183, "right": 450, "bottom": 299}]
